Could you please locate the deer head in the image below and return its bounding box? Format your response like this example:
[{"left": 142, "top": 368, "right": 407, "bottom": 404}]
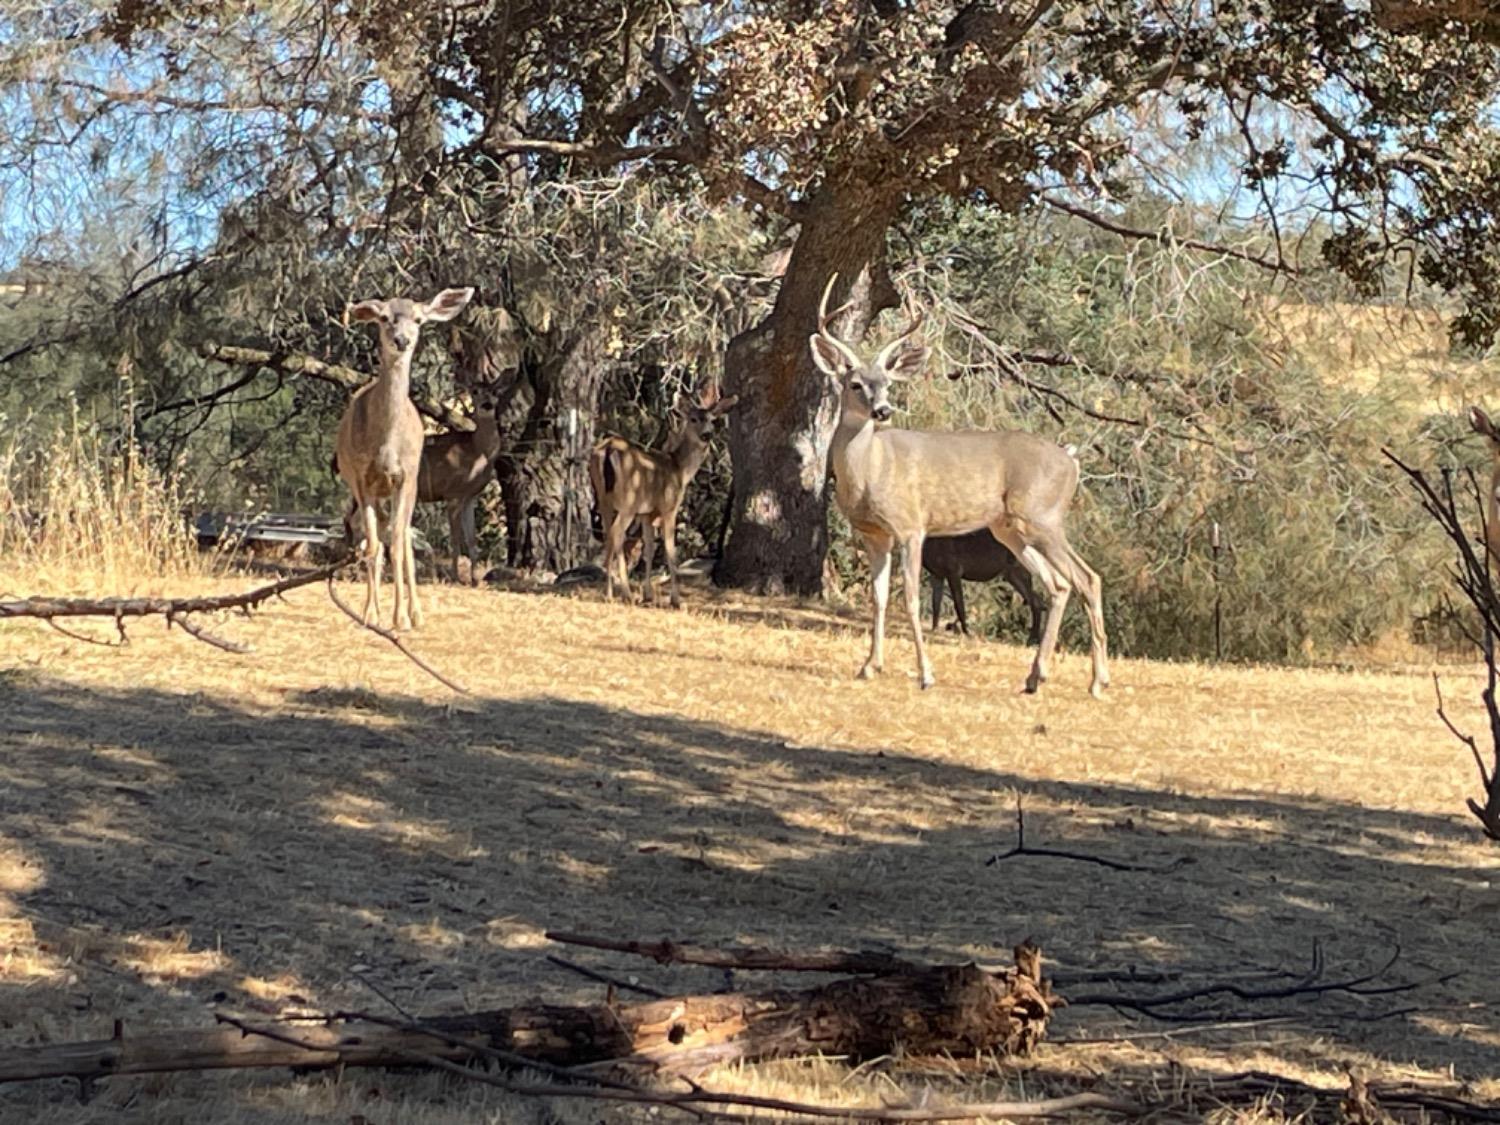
[
  {"left": 808, "top": 273, "right": 928, "bottom": 425},
  {"left": 348, "top": 287, "right": 475, "bottom": 360},
  {"left": 673, "top": 381, "right": 739, "bottom": 443}
]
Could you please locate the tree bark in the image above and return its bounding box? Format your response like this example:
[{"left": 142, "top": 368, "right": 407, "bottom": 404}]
[
  {"left": 498, "top": 327, "right": 607, "bottom": 574},
  {"left": 716, "top": 186, "right": 899, "bottom": 595},
  {"left": 0, "top": 961, "right": 1054, "bottom": 1087}
]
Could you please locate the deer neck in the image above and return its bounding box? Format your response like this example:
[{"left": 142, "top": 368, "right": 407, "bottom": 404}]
[
  {"left": 831, "top": 410, "right": 876, "bottom": 484},
  {"left": 367, "top": 348, "right": 416, "bottom": 423},
  {"left": 473, "top": 410, "right": 502, "bottom": 459},
  {"left": 663, "top": 429, "right": 709, "bottom": 489}
]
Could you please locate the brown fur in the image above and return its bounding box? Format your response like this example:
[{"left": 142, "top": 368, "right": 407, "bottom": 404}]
[
  {"left": 334, "top": 287, "right": 473, "bottom": 630},
  {"left": 588, "top": 386, "right": 737, "bottom": 609},
  {"left": 810, "top": 275, "right": 1107, "bottom": 697}
]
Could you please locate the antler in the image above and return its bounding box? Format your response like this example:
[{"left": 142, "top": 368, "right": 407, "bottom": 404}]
[
  {"left": 873, "top": 293, "right": 926, "bottom": 373},
  {"left": 816, "top": 274, "right": 863, "bottom": 371}
]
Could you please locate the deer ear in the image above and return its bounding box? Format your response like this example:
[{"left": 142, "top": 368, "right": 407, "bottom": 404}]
[
  {"left": 1472, "top": 406, "right": 1497, "bottom": 440},
  {"left": 882, "top": 344, "right": 929, "bottom": 383},
  {"left": 712, "top": 394, "right": 740, "bottom": 415},
  {"left": 809, "top": 335, "right": 851, "bottom": 379},
  {"left": 421, "top": 287, "right": 475, "bottom": 323},
  {"left": 347, "top": 299, "right": 388, "bottom": 323}
]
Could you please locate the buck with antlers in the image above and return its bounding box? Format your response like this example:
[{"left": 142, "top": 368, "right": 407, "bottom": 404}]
[
  {"left": 810, "top": 275, "right": 1108, "bottom": 697},
  {"left": 590, "top": 383, "right": 739, "bottom": 608},
  {"left": 1471, "top": 405, "right": 1500, "bottom": 564},
  {"left": 335, "top": 286, "right": 474, "bottom": 630}
]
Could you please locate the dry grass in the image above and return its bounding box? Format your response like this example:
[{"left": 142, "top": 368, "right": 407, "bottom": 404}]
[
  {"left": 2, "top": 570, "right": 1499, "bottom": 1123},
  {"left": 0, "top": 413, "right": 208, "bottom": 597}
]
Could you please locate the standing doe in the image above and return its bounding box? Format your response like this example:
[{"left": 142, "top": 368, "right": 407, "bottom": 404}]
[
  {"left": 923, "top": 530, "right": 1045, "bottom": 645},
  {"left": 589, "top": 384, "right": 738, "bottom": 608},
  {"left": 1471, "top": 405, "right": 1500, "bottom": 564},
  {"left": 810, "top": 275, "right": 1108, "bottom": 697},
  {"left": 417, "top": 393, "right": 502, "bottom": 585},
  {"left": 335, "top": 287, "right": 474, "bottom": 630}
]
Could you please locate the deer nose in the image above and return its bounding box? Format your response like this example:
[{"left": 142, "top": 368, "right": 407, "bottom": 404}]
[
  {"left": 392, "top": 332, "right": 414, "bottom": 350},
  {"left": 872, "top": 404, "right": 894, "bottom": 422}
]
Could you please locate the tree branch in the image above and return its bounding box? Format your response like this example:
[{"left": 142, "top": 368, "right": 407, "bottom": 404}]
[
  {"left": 197, "top": 342, "right": 471, "bottom": 431},
  {"left": 1040, "top": 196, "right": 1302, "bottom": 275}
]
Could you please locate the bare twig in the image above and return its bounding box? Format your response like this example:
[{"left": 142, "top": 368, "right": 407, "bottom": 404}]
[
  {"left": 546, "top": 954, "right": 667, "bottom": 998},
  {"left": 1385, "top": 447, "right": 1500, "bottom": 841},
  {"left": 1065, "top": 945, "right": 1436, "bottom": 1018},
  {"left": 543, "top": 932, "right": 916, "bottom": 975},
  {"left": 165, "top": 610, "right": 251, "bottom": 654},
  {"left": 986, "top": 797, "right": 1188, "bottom": 873},
  {"left": 324, "top": 579, "right": 470, "bottom": 694},
  {"left": 1040, "top": 195, "right": 1302, "bottom": 275},
  {"left": 226, "top": 1015, "right": 1144, "bottom": 1121}
]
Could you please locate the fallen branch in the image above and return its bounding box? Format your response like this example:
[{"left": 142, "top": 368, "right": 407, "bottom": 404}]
[
  {"left": 0, "top": 558, "right": 355, "bottom": 652},
  {"left": 545, "top": 954, "right": 667, "bottom": 998},
  {"left": 197, "top": 342, "right": 471, "bottom": 432},
  {"left": 1066, "top": 943, "right": 1449, "bottom": 1020},
  {"left": 0, "top": 949, "right": 1055, "bottom": 1087},
  {"left": 543, "top": 931, "right": 918, "bottom": 975},
  {"left": 986, "top": 798, "right": 1188, "bottom": 873},
  {"left": 324, "top": 579, "right": 470, "bottom": 695}
]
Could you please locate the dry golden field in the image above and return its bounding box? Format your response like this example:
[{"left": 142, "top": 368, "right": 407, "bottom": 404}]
[{"left": 2, "top": 568, "right": 1499, "bottom": 1123}]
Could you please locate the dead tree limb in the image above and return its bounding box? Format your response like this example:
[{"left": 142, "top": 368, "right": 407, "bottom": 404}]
[
  {"left": 1384, "top": 449, "right": 1500, "bottom": 841},
  {"left": 0, "top": 953, "right": 1055, "bottom": 1088},
  {"left": 198, "top": 342, "right": 470, "bottom": 432},
  {"left": 542, "top": 931, "right": 918, "bottom": 975},
  {"left": 0, "top": 558, "right": 355, "bottom": 653},
  {"left": 986, "top": 797, "right": 1189, "bottom": 873},
  {"left": 325, "top": 579, "right": 470, "bottom": 695}
]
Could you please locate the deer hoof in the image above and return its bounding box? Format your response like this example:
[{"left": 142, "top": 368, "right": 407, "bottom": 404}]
[
  {"left": 1090, "top": 680, "right": 1107, "bottom": 700},
  {"left": 919, "top": 674, "right": 935, "bottom": 691},
  {"left": 857, "top": 663, "right": 880, "bottom": 681}
]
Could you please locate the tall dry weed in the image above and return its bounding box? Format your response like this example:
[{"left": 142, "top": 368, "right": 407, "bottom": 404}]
[{"left": 0, "top": 402, "right": 209, "bottom": 595}]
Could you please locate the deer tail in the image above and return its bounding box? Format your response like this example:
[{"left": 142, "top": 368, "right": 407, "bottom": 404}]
[{"left": 602, "top": 444, "right": 619, "bottom": 494}]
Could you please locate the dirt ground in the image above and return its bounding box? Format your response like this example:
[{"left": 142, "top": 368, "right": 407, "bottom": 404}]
[{"left": 1, "top": 571, "right": 1498, "bottom": 1122}]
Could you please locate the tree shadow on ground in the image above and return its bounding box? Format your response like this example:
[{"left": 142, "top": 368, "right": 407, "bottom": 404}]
[{"left": 1, "top": 672, "right": 1496, "bottom": 1114}]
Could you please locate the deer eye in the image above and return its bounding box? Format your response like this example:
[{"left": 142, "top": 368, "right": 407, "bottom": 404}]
[{"left": 849, "top": 379, "right": 865, "bottom": 393}]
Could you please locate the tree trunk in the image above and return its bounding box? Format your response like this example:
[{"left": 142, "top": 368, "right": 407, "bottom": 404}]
[
  {"left": 0, "top": 961, "right": 1053, "bottom": 1087},
  {"left": 716, "top": 186, "right": 899, "bottom": 595},
  {"left": 497, "top": 327, "right": 607, "bottom": 575}
]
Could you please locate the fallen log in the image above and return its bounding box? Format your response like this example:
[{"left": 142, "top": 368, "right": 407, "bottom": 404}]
[{"left": 0, "top": 951, "right": 1054, "bottom": 1087}]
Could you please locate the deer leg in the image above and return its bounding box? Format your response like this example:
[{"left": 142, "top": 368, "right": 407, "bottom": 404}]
[
  {"left": 460, "top": 496, "right": 479, "bottom": 586},
  {"left": 1062, "top": 542, "right": 1109, "bottom": 698},
  {"left": 950, "top": 576, "right": 969, "bottom": 636},
  {"left": 639, "top": 520, "right": 658, "bottom": 605},
  {"left": 859, "top": 533, "right": 893, "bottom": 680},
  {"left": 359, "top": 497, "right": 383, "bottom": 627},
  {"left": 902, "top": 536, "right": 934, "bottom": 689},
  {"left": 603, "top": 511, "right": 630, "bottom": 602},
  {"left": 930, "top": 573, "right": 944, "bottom": 632},
  {"left": 445, "top": 499, "right": 465, "bottom": 584},
  {"left": 990, "top": 524, "right": 1069, "bottom": 694},
  {"left": 393, "top": 480, "right": 421, "bottom": 630},
  {"left": 662, "top": 513, "right": 682, "bottom": 609}
]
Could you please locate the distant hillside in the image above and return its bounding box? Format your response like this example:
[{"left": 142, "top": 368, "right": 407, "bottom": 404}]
[{"left": 1253, "top": 298, "right": 1496, "bottom": 412}]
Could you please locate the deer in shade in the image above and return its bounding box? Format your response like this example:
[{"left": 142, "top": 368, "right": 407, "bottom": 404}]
[
  {"left": 923, "top": 530, "right": 1045, "bottom": 645},
  {"left": 810, "top": 275, "right": 1107, "bottom": 696},
  {"left": 589, "top": 384, "right": 738, "bottom": 608}
]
